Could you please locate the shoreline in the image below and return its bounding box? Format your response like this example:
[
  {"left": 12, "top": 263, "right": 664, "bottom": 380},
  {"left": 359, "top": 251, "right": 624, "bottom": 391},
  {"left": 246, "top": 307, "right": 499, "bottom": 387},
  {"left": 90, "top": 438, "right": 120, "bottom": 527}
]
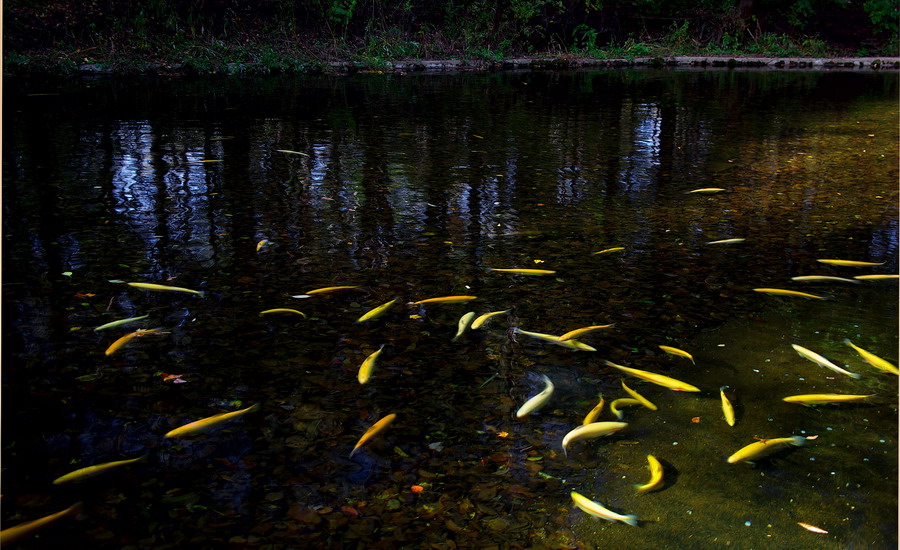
[{"left": 11, "top": 55, "right": 900, "bottom": 77}]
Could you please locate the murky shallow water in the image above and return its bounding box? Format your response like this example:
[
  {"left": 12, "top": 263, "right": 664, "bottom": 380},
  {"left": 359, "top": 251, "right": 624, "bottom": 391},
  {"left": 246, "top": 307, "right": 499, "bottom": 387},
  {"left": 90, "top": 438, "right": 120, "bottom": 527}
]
[{"left": 2, "top": 70, "right": 897, "bottom": 549}]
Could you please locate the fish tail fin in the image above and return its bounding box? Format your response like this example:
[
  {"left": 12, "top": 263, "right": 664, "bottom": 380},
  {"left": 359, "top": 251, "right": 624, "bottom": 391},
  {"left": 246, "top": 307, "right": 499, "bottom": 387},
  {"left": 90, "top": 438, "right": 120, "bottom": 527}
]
[
  {"left": 621, "top": 514, "right": 639, "bottom": 526},
  {"left": 349, "top": 447, "right": 358, "bottom": 458},
  {"left": 842, "top": 338, "right": 852, "bottom": 345},
  {"left": 196, "top": 291, "right": 206, "bottom": 298},
  {"left": 789, "top": 435, "right": 806, "bottom": 447},
  {"left": 719, "top": 385, "right": 729, "bottom": 391},
  {"left": 245, "top": 403, "right": 262, "bottom": 414},
  {"left": 850, "top": 371, "right": 863, "bottom": 379}
]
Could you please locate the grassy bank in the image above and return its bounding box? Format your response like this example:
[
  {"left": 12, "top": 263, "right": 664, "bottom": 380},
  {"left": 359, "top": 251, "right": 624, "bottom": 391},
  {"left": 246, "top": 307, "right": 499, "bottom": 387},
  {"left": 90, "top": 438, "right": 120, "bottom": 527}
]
[
  {"left": 4, "top": 0, "right": 898, "bottom": 76},
  {"left": 6, "top": 31, "right": 899, "bottom": 76}
]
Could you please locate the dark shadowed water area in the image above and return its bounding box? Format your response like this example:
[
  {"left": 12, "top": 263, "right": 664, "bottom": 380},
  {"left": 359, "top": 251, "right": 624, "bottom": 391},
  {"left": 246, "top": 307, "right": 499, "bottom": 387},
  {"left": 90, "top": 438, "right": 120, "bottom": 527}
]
[{"left": 2, "top": 70, "right": 898, "bottom": 549}]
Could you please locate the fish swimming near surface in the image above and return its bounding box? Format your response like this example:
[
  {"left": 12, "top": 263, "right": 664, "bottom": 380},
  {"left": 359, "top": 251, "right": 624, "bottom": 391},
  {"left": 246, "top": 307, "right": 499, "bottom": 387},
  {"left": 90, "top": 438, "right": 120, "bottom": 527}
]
[
  {"left": 514, "top": 328, "right": 596, "bottom": 351},
  {"left": 305, "top": 285, "right": 361, "bottom": 295},
  {"left": 706, "top": 238, "right": 745, "bottom": 245},
  {"left": 0, "top": 502, "right": 82, "bottom": 546},
  {"left": 53, "top": 454, "right": 148, "bottom": 484},
  {"left": 610, "top": 398, "right": 642, "bottom": 419},
  {"left": 582, "top": 395, "right": 605, "bottom": 425},
  {"left": 516, "top": 375, "right": 554, "bottom": 418},
  {"left": 93, "top": 314, "right": 149, "bottom": 332},
  {"left": 816, "top": 259, "right": 885, "bottom": 267},
  {"left": 753, "top": 288, "right": 825, "bottom": 299},
  {"left": 620, "top": 380, "right": 657, "bottom": 410},
  {"left": 603, "top": 360, "right": 701, "bottom": 392},
  {"left": 791, "top": 344, "right": 862, "bottom": 379},
  {"left": 104, "top": 328, "right": 166, "bottom": 356},
  {"left": 561, "top": 422, "right": 627, "bottom": 455},
  {"left": 165, "top": 403, "right": 261, "bottom": 438},
  {"left": 557, "top": 324, "right": 615, "bottom": 342},
  {"left": 686, "top": 188, "right": 725, "bottom": 194},
  {"left": 452, "top": 312, "right": 476, "bottom": 342},
  {"left": 720, "top": 386, "right": 736, "bottom": 426},
  {"left": 790, "top": 276, "right": 860, "bottom": 284},
  {"left": 570, "top": 491, "right": 638, "bottom": 526},
  {"left": 256, "top": 239, "right": 269, "bottom": 252},
  {"left": 487, "top": 268, "right": 556, "bottom": 276},
  {"left": 635, "top": 454, "right": 664, "bottom": 494},
  {"left": 796, "top": 522, "right": 829, "bottom": 534},
  {"left": 350, "top": 413, "right": 397, "bottom": 457},
  {"left": 357, "top": 345, "right": 385, "bottom": 384},
  {"left": 411, "top": 296, "right": 477, "bottom": 305},
  {"left": 259, "top": 308, "right": 306, "bottom": 317},
  {"left": 593, "top": 247, "right": 625, "bottom": 255},
  {"left": 471, "top": 309, "right": 511, "bottom": 329},
  {"left": 727, "top": 435, "right": 812, "bottom": 463},
  {"left": 843, "top": 339, "right": 898, "bottom": 375},
  {"left": 782, "top": 394, "right": 874, "bottom": 406},
  {"left": 357, "top": 298, "right": 399, "bottom": 322},
  {"left": 658, "top": 345, "right": 695, "bottom": 364},
  {"left": 127, "top": 282, "right": 205, "bottom": 297},
  {"left": 853, "top": 274, "right": 899, "bottom": 280}
]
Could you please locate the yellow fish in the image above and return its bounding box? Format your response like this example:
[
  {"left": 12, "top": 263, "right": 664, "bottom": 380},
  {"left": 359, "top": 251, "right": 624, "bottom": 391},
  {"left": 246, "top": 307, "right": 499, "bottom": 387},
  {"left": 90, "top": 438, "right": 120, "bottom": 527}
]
[
  {"left": 259, "top": 308, "right": 306, "bottom": 317},
  {"left": 487, "top": 268, "right": 556, "bottom": 275},
  {"left": 620, "top": 380, "right": 657, "bottom": 410},
  {"left": 817, "top": 259, "right": 885, "bottom": 267},
  {"left": 843, "top": 339, "right": 898, "bottom": 375},
  {"left": 514, "top": 328, "right": 596, "bottom": 351},
  {"left": 603, "top": 360, "right": 700, "bottom": 392},
  {"left": 350, "top": 413, "right": 396, "bottom": 457},
  {"left": 53, "top": 454, "right": 148, "bottom": 484},
  {"left": 557, "top": 324, "right": 615, "bottom": 342},
  {"left": 706, "top": 238, "right": 745, "bottom": 245},
  {"left": 0, "top": 502, "right": 81, "bottom": 546},
  {"left": 720, "top": 386, "right": 736, "bottom": 426},
  {"left": 412, "top": 295, "right": 477, "bottom": 305},
  {"left": 357, "top": 298, "right": 399, "bottom": 322},
  {"left": 452, "top": 312, "right": 476, "bottom": 342},
  {"left": 561, "top": 422, "right": 627, "bottom": 455},
  {"left": 256, "top": 239, "right": 269, "bottom": 251},
  {"left": 93, "top": 314, "right": 149, "bottom": 332},
  {"left": 276, "top": 149, "right": 309, "bottom": 156},
  {"left": 753, "top": 288, "right": 825, "bottom": 299},
  {"left": 516, "top": 375, "right": 554, "bottom": 418},
  {"left": 104, "top": 328, "right": 165, "bottom": 356},
  {"left": 358, "top": 345, "right": 385, "bottom": 384},
  {"left": 790, "top": 276, "right": 859, "bottom": 284},
  {"left": 658, "top": 345, "right": 695, "bottom": 364},
  {"left": 610, "top": 398, "right": 642, "bottom": 419},
  {"left": 634, "top": 455, "right": 664, "bottom": 494},
  {"left": 686, "top": 187, "right": 725, "bottom": 194},
  {"left": 127, "top": 282, "right": 205, "bottom": 297},
  {"left": 570, "top": 491, "right": 637, "bottom": 526},
  {"left": 582, "top": 395, "right": 605, "bottom": 425},
  {"left": 782, "top": 393, "right": 874, "bottom": 406},
  {"left": 727, "top": 435, "right": 810, "bottom": 463},
  {"left": 593, "top": 247, "right": 625, "bottom": 255},
  {"left": 791, "top": 344, "right": 861, "bottom": 379},
  {"left": 165, "top": 404, "right": 261, "bottom": 438},
  {"left": 305, "top": 285, "right": 361, "bottom": 294},
  {"left": 853, "top": 274, "right": 899, "bottom": 280},
  {"left": 471, "top": 309, "right": 511, "bottom": 329}
]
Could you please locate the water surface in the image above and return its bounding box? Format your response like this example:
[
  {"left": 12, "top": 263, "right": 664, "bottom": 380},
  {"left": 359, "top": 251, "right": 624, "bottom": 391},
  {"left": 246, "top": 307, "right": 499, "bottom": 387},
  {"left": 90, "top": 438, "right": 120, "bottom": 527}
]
[{"left": 3, "top": 70, "right": 898, "bottom": 549}]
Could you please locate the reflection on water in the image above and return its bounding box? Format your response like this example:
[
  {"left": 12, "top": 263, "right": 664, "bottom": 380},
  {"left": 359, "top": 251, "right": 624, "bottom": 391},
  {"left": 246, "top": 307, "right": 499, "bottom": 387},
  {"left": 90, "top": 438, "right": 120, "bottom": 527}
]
[{"left": 2, "top": 70, "right": 897, "bottom": 549}]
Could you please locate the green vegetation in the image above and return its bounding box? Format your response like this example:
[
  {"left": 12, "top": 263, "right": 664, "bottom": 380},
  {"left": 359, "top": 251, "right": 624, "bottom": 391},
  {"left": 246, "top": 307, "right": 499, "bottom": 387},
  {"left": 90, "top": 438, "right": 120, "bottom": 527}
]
[{"left": 4, "top": 0, "right": 898, "bottom": 74}]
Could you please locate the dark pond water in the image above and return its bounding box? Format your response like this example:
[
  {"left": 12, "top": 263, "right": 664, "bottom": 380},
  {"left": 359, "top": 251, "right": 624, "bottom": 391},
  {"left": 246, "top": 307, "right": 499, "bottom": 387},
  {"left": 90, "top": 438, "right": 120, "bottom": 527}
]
[{"left": 2, "top": 69, "right": 898, "bottom": 549}]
